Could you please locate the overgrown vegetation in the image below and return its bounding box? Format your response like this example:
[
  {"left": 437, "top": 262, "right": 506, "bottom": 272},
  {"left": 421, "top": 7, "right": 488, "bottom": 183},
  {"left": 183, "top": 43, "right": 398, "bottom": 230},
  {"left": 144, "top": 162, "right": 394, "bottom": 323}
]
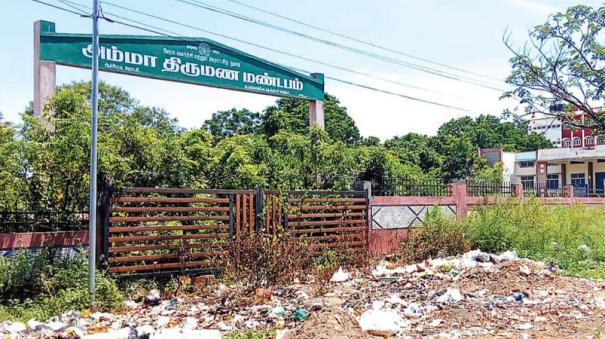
[
  {"left": 226, "top": 328, "right": 276, "bottom": 339},
  {"left": 0, "top": 248, "right": 123, "bottom": 322},
  {"left": 401, "top": 201, "right": 605, "bottom": 279},
  {"left": 0, "top": 82, "right": 550, "bottom": 216},
  {"left": 399, "top": 208, "right": 472, "bottom": 263},
  {"left": 224, "top": 232, "right": 311, "bottom": 290}
]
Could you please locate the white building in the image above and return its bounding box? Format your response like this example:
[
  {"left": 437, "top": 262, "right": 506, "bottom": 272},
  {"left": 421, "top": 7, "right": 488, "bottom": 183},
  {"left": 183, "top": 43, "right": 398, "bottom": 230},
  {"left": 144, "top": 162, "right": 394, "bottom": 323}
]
[
  {"left": 528, "top": 116, "right": 562, "bottom": 147},
  {"left": 486, "top": 146, "right": 605, "bottom": 196}
]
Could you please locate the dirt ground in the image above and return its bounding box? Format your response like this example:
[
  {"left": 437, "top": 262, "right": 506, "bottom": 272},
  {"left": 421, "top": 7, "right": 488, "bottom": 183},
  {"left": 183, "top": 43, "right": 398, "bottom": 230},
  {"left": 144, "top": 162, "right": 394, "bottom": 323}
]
[{"left": 2, "top": 251, "right": 605, "bottom": 338}]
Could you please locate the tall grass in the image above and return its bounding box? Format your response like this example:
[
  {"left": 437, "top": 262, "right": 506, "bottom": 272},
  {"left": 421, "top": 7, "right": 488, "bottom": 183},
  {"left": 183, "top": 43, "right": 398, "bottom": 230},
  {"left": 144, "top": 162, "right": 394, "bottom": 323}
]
[
  {"left": 465, "top": 199, "right": 605, "bottom": 278},
  {"left": 402, "top": 200, "right": 605, "bottom": 279}
]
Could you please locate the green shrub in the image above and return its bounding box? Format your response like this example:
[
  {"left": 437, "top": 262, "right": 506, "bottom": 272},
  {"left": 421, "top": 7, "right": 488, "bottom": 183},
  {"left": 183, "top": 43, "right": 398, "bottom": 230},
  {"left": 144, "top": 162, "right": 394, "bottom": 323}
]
[
  {"left": 0, "top": 248, "right": 123, "bottom": 321},
  {"left": 399, "top": 206, "right": 471, "bottom": 263},
  {"left": 227, "top": 329, "right": 276, "bottom": 339}
]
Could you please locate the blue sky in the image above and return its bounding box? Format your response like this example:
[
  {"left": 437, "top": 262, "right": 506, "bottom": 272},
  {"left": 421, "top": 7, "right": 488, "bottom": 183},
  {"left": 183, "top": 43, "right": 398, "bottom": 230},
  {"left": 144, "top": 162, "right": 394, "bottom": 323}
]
[{"left": 1, "top": 0, "right": 602, "bottom": 139}]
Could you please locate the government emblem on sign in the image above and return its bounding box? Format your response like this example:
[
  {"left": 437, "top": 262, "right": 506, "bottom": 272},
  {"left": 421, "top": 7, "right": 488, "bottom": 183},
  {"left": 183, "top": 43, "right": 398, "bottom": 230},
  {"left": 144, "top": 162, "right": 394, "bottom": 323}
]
[{"left": 198, "top": 42, "right": 211, "bottom": 57}]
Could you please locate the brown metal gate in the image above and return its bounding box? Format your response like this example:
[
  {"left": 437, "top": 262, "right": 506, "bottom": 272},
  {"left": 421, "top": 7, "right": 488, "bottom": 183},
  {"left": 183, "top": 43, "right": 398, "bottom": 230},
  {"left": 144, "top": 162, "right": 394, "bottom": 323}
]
[{"left": 101, "top": 187, "right": 368, "bottom": 276}]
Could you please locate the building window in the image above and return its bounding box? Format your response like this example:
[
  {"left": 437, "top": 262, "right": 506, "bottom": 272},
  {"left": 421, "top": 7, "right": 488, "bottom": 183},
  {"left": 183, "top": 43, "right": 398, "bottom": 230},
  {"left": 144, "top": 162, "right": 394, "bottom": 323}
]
[
  {"left": 598, "top": 136, "right": 605, "bottom": 145},
  {"left": 562, "top": 138, "right": 571, "bottom": 147},
  {"left": 571, "top": 173, "right": 586, "bottom": 187},
  {"left": 586, "top": 136, "right": 594, "bottom": 146},
  {"left": 573, "top": 137, "right": 582, "bottom": 146},
  {"left": 521, "top": 176, "right": 535, "bottom": 189},
  {"left": 519, "top": 161, "right": 535, "bottom": 168},
  {"left": 547, "top": 174, "right": 559, "bottom": 189}
]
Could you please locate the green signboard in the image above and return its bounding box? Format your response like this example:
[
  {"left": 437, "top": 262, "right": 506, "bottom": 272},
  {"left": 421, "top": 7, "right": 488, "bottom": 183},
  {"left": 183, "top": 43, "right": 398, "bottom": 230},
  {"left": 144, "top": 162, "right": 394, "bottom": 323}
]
[{"left": 38, "top": 21, "right": 324, "bottom": 101}]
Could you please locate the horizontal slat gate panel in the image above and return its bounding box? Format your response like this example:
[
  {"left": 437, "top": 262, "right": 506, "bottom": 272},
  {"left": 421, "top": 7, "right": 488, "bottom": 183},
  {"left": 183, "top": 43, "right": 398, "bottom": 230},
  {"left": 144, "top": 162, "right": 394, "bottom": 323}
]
[
  {"left": 108, "top": 241, "right": 231, "bottom": 254},
  {"left": 109, "top": 224, "right": 229, "bottom": 233},
  {"left": 106, "top": 187, "right": 236, "bottom": 276},
  {"left": 111, "top": 206, "right": 230, "bottom": 213},
  {"left": 282, "top": 193, "right": 368, "bottom": 257},
  {"left": 104, "top": 187, "right": 369, "bottom": 276},
  {"left": 112, "top": 197, "right": 229, "bottom": 204}
]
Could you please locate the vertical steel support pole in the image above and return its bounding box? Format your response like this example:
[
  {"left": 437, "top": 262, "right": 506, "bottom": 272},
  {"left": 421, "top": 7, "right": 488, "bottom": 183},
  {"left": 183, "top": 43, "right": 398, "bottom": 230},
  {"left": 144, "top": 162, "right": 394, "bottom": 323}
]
[{"left": 88, "top": 0, "right": 100, "bottom": 300}]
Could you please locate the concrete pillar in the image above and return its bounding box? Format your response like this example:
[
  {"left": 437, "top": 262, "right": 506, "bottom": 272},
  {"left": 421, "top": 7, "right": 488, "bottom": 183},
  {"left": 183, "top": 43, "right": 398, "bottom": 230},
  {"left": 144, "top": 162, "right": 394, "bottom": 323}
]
[
  {"left": 564, "top": 185, "right": 575, "bottom": 198},
  {"left": 448, "top": 182, "right": 468, "bottom": 218},
  {"left": 512, "top": 183, "right": 524, "bottom": 198},
  {"left": 309, "top": 100, "right": 324, "bottom": 129},
  {"left": 536, "top": 161, "right": 548, "bottom": 197},
  {"left": 34, "top": 21, "right": 56, "bottom": 130}
]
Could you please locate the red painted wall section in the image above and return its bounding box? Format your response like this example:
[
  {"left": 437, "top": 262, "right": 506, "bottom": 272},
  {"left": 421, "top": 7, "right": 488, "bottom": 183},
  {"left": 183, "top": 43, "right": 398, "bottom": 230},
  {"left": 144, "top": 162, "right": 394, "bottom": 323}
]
[
  {"left": 0, "top": 231, "right": 88, "bottom": 250},
  {"left": 369, "top": 229, "right": 409, "bottom": 257}
]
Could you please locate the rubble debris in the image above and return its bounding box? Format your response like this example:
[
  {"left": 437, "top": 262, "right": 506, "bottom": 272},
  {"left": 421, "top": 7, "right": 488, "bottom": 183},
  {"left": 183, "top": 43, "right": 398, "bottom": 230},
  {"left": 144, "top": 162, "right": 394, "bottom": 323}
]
[
  {"left": 1, "top": 249, "right": 604, "bottom": 338},
  {"left": 283, "top": 308, "right": 364, "bottom": 339}
]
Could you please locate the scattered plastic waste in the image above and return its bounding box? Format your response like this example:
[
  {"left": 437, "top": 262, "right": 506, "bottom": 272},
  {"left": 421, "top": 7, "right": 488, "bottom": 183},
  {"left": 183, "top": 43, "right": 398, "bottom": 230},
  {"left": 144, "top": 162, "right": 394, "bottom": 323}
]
[
  {"left": 330, "top": 267, "right": 351, "bottom": 282},
  {"left": 294, "top": 308, "right": 308, "bottom": 321},
  {"left": 513, "top": 292, "right": 526, "bottom": 302},
  {"left": 403, "top": 303, "right": 424, "bottom": 318},
  {"left": 359, "top": 305, "right": 407, "bottom": 333},
  {"left": 435, "top": 288, "right": 463, "bottom": 304},
  {"left": 144, "top": 289, "right": 161, "bottom": 306},
  {"left": 2, "top": 249, "right": 603, "bottom": 338},
  {"left": 269, "top": 306, "right": 286, "bottom": 319}
]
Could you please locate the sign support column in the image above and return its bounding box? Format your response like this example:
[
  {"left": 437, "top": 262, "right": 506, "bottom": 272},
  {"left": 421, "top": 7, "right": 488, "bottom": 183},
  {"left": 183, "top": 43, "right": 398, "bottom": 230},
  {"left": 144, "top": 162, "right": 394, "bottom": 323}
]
[
  {"left": 309, "top": 100, "right": 324, "bottom": 129},
  {"left": 33, "top": 21, "right": 56, "bottom": 129},
  {"left": 309, "top": 73, "right": 325, "bottom": 129}
]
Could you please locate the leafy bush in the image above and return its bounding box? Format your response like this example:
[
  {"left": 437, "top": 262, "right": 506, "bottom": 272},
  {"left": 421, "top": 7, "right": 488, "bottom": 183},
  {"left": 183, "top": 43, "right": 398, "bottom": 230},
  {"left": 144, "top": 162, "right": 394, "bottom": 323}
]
[
  {"left": 398, "top": 207, "right": 471, "bottom": 263},
  {"left": 0, "top": 248, "right": 123, "bottom": 321}
]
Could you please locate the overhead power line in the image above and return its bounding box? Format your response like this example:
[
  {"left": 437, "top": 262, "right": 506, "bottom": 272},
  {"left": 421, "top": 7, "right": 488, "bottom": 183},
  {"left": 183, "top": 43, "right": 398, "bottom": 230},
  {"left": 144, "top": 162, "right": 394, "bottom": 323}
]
[
  {"left": 32, "top": 0, "right": 474, "bottom": 112},
  {"left": 174, "top": 0, "right": 508, "bottom": 92},
  {"left": 100, "top": 0, "right": 457, "bottom": 99},
  {"left": 223, "top": 0, "right": 503, "bottom": 83}
]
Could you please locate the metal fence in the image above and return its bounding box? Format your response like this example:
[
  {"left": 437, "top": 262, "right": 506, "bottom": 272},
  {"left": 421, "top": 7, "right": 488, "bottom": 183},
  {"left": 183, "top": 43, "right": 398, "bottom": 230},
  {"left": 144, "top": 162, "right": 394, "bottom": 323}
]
[
  {"left": 523, "top": 183, "right": 564, "bottom": 198},
  {"left": 0, "top": 210, "right": 88, "bottom": 233},
  {"left": 466, "top": 180, "right": 514, "bottom": 197},
  {"left": 374, "top": 176, "right": 449, "bottom": 196}
]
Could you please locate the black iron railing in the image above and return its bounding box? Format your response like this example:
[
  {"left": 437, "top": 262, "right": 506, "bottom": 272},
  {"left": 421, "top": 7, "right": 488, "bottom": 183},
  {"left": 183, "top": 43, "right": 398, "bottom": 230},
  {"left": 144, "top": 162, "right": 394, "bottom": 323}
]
[
  {"left": 466, "top": 180, "right": 513, "bottom": 197},
  {"left": 0, "top": 211, "right": 88, "bottom": 233},
  {"left": 523, "top": 183, "right": 564, "bottom": 197},
  {"left": 375, "top": 176, "right": 449, "bottom": 196}
]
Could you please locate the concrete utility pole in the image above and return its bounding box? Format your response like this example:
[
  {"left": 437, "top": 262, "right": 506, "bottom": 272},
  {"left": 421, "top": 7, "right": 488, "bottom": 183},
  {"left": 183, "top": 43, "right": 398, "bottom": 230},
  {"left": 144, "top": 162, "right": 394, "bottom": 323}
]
[
  {"left": 88, "top": 0, "right": 101, "bottom": 300},
  {"left": 33, "top": 21, "right": 56, "bottom": 130}
]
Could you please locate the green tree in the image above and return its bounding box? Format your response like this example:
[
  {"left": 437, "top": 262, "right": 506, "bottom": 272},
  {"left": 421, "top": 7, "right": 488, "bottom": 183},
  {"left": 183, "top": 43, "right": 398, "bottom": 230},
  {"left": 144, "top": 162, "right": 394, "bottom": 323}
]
[
  {"left": 262, "top": 94, "right": 361, "bottom": 144},
  {"left": 384, "top": 133, "right": 442, "bottom": 172},
  {"left": 437, "top": 115, "right": 551, "bottom": 151},
  {"left": 203, "top": 108, "right": 261, "bottom": 141},
  {"left": 433, "top": 135, "right": 486, "bottom": 182},
  {"left": 504, "top": 4, "right": 605, "bottom": 131}
]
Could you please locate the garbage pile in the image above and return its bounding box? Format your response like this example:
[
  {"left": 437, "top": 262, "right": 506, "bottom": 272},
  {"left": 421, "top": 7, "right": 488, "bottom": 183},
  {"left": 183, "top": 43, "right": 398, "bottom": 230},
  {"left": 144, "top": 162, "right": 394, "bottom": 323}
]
[{"left": 1, "top": 250, "right": 604, "bottom": 338}]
